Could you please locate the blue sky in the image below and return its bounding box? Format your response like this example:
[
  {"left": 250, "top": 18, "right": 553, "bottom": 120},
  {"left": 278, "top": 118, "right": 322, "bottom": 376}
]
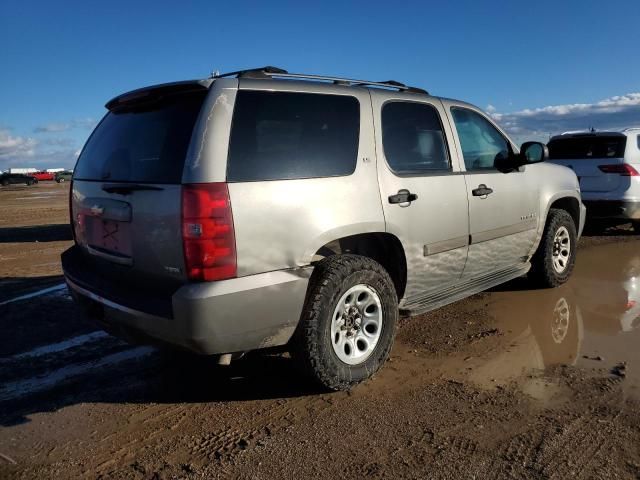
[{"left": 1, "top": 0, "right": 639, "bottom": 170}]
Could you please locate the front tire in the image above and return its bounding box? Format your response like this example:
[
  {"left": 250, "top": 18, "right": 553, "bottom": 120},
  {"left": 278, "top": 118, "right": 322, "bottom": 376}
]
[
  {"left": 292, "top": 255, "right": 398, "bottom": 391},
  {"left": 529, "top": 208, "right": 577, "bottom": 288}
]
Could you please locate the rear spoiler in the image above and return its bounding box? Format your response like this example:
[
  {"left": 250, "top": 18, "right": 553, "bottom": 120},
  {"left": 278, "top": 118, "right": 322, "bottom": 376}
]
[{"left": 105, "top": 79, "right": 213, "bottom": 112}]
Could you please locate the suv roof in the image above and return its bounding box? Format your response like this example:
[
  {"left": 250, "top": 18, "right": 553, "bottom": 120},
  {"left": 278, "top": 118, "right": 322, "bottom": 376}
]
[
  {"left": 551, "top": 131, "right": 627, "bottom": 141},
  {"left": 553, "top": 129, "right": 640, "bottom": 140},
  {"left": 105, "top": 66, "right": 487, "bottom": 121},
  {"left": 105, "top": 66, "right": 449, "bottom": 108}
]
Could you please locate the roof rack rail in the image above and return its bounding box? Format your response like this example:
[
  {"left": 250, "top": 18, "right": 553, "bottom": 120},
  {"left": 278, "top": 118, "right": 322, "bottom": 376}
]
[
  {"left": 212, "top": 66, "right": 288, "bottom": 79},
  {"left": 211, "top": 66, "right": 429, "bottom": 95}
]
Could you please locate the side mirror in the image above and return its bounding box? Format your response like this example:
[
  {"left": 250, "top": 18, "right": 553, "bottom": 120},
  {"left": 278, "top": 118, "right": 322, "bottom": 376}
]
[{"left": 519, "top": 141, "right": 548, "bottom": 165}]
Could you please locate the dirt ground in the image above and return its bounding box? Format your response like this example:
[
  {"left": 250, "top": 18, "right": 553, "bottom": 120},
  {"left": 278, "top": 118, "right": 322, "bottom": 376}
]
[{"left": 1, "top": 182, "right": 640, "bottom": 479}]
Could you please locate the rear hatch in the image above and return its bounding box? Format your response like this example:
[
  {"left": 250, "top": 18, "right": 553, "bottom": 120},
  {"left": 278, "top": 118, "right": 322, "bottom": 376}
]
[
  {"left": 547, "top": 133, "right": 628, "bottom": 193},
  {"left": 70, "top": 82, "right": 209, "bottom": 295}
]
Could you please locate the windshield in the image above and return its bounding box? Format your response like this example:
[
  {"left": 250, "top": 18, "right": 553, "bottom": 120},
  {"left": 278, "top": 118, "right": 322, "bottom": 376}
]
[{"left": 74, "top": 91, "right": 206, "bottom": 183}]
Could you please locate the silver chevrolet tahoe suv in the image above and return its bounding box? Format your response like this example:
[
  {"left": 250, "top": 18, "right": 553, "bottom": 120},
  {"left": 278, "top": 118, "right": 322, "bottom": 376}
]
[{"left": 62, "top": 66, "right": 586, "bottom": 390}]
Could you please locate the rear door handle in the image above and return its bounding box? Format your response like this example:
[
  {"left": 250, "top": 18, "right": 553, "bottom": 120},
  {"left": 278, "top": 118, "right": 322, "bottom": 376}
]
[
  {"left": 472, "top": 184, "right": 493, "bottom": 197},
  {"left": 388, "top": 189, "right": 418, "bottom": 204}
]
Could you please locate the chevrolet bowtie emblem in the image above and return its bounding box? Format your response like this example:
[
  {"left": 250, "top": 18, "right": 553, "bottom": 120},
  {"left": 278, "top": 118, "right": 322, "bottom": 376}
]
[{"left": 90, "top": 205, "right": 104, "bottom": 216}]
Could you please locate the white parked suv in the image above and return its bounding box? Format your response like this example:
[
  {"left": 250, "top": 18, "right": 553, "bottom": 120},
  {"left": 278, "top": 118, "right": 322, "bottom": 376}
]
[{"left": 547, "top": 128, "right": 640, "bottom": 228}]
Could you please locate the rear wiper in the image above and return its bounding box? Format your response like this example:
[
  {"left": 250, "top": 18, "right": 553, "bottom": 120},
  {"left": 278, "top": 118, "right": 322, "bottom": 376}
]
[{"left": 102, "top": 184, "right": 164, "bottom": 194}]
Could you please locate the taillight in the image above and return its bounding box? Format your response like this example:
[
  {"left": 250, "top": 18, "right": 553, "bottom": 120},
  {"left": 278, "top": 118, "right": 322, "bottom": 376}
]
[
  {"left": 181, "top": 183, "right": 237, "bottom": 282},
  {"left": 598, "top": 164, "right": 639, "bottom": 176}
]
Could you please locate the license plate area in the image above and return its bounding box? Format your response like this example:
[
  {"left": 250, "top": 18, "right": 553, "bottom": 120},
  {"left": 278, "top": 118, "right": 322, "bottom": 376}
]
[{"left": 86, "top": 218, "right": 132, "bottom": 258}]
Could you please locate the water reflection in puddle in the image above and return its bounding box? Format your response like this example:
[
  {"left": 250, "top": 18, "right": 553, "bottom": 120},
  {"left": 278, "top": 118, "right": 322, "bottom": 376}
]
[{"left": 474, "top": 241, "right": 640, "bottom": 396}]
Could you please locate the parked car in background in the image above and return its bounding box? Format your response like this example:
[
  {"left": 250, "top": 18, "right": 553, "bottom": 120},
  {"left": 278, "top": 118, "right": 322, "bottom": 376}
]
[
  {"left": 547, "top": 128, "right": 640, "bottom": 229},
  {"left": 62, "top": 66, "right": 585, "bottom": 390},
  {"left": 0, "top": 172, "right": 38, "bottom": 186},
  {"left": 55, "top": 170, "right": 73, "bottom": 183},
  {"left": 30, "top": 171, "right": 55, "bottom": 181}
]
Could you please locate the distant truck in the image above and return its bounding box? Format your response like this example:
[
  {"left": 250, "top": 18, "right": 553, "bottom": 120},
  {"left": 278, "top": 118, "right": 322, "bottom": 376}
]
[
  {"left": 55, "top": 170, "right": 73, "bottom": 183},
  {"left": 30, "top": 171, "right": 56, "bottom": 181},
  {"left": 8, "top": 167, "right": 37, "bottom": 174}
]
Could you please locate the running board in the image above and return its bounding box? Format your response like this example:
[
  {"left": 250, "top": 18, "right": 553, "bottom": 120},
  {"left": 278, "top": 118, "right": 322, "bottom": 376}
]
[{"left": 400, "top": 263, "right": 531, "bottom": 317}]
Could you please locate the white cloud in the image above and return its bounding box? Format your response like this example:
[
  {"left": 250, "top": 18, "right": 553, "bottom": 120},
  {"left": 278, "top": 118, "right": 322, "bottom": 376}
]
[
  {"left": 2, "top": 116, "right": 96, "bottom": 170},
  {"left": 490, "top": 93, "right": 640, "bottom": 143},
  {"left": 71, "top": 118, "right": 98, "bottom": 130},
  {"left": 34, "top": 122, "right": 71, "bottom": 133},
  {"left": 0, "top": 128, "right": 37, "bottom": 159},
  {"left": 486, "top": 104, "right": 496, "bottom": 113},
  {"left": 34, "top": 118, "right": 97, "bottom": 134},
  {"left": 0, "top": 127, "right": 78, "bottom": 171}
]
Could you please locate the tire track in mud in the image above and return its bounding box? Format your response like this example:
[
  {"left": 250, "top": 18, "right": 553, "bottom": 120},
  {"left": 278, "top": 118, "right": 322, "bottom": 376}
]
[
  {"left": 88, "top": 349, "right": 432, "bottom": 477},
  {"left": 343, "top": 368, "right": 630, "bottom": 480},
  {"left": 186, "top": 395, "right": 336, "bottom": 463},
  {"left": 469, "top": 372, "right": 627, "bottom": 480},
  {"left": 82, "top": 395, "right": 338, "bottom": 477},
  {"left": 1, "top": 274, "right": 348, "bottom": 477},
  {"left": 91, "top": 404, "right": 193, "bottom": 474},
  {"left": 532, "top": 402, "right": 622, "bottom": 479}
]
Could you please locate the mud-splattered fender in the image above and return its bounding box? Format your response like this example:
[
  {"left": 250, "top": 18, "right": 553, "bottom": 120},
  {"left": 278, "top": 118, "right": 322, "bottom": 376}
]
[{"left": 527, "top": 162, "right": 583, "bottom": 258}]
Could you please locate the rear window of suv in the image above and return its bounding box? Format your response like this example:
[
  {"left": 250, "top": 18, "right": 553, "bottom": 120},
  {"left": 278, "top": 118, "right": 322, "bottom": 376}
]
[
  {"left": 74, "top": 91, "right": 207, "bottom": 183},
  {"left": 227, "top": 91, "right": 360, "bottom": 182},
  {"left": 548, "top": 135, "right": 627, "bottom": 160}
]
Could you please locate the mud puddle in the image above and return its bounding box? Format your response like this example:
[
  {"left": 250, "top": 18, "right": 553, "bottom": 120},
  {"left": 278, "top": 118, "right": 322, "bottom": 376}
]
[{"left": 471, "top": 241, "right": 640, "bottom": 397}]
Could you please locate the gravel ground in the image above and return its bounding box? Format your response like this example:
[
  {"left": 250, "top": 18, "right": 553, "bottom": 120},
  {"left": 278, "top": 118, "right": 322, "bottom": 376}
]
[{"left": 1, "top": 182, "right": 639, "bottom": 479}]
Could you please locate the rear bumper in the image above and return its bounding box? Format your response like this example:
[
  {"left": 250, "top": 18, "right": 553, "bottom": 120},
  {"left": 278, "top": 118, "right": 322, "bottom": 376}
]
[
  {"left": 582, "top": 200, "right": 640, "bottom": 220},
  {"left": 63, "top": 248, "right": 312, "bottom": 355}
]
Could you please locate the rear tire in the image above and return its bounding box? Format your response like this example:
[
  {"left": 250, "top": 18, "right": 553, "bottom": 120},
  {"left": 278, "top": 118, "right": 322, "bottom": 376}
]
[
  {"left": 291, "top": 254, "right": 398, "bottom": 391},
  {"left": 58, "top": 178, "right": 65, "bottom": 183},
  {"left": 529, "top": 209, "right": 577, "bottom": 288},
  {"left": 1, "top": 180, "right": 8, "bottom": 186}
]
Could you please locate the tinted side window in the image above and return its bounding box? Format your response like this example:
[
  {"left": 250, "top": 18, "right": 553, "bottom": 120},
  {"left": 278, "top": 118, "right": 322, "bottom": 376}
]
[
  {"left": 451, "top": 107, "right": 510, "bottom": 170},
  {"left": 381, "top": 102, "right": 450, "bottom": 174},
  {"left": 637, "top": 135, "right": 640, "bottom": 150},
  {"left": 227, "top": 91, "right": 359, "bottom": 182}
]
